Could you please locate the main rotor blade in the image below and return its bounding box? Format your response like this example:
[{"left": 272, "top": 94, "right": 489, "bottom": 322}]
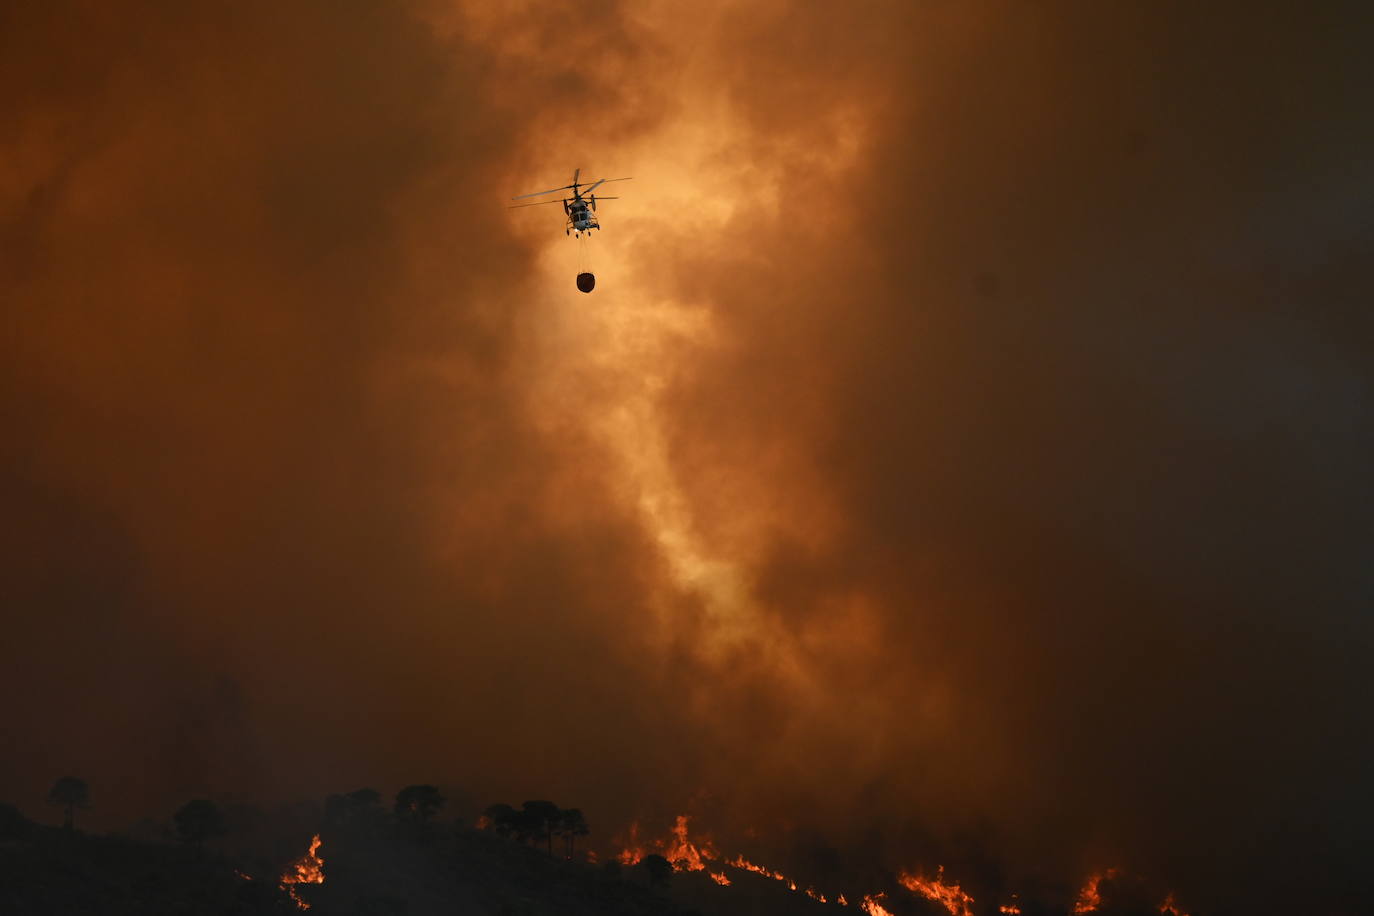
[
  {"left": 512, "top": 184, "right": 575, "bottom": 200},
  {"left": 581, "top": 178, "right": 607, "bottom": 196},
  {"left": 572, "top": 168, "right": 580, "bottom": 187},
  {"left": 514, "top": 176, "right": 631, "bottom": 200},
  {"left": 507, "top": 199, "right": 567, "bottom": 208}
]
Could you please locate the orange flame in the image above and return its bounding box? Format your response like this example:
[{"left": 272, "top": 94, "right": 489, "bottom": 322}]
[
  {"left": 711, "top": 871, "right": 731, "bottom": 885},
  {"left": 899, "top": 866, "right": 976, "bottom": 916},
  {"left": 726, "top": 853, "right": 789, "bottom": 882},
  {"left": 617, "top": 821, "right": 645, "bottom": 865},
  {"left": 1073, "top": 868, "right": 1119, "bottom": 914},
  {"left": 999, "top": 898, "right": 1022, "bottom": 915},
  {"left": 838, "top": 893, "right": 850, "bottom": 906},
  {"left": 861, "top": 893, "right": 895, "bottom": 916},
  {"left": 280, "top": 834, "right": 324, "bottom": 910},
  {"left": 664, "top": 814, "right": 718, "bottom": 870},
  {"left": 1159, "top": 892, "right": 1192, "bottom": 916},
  {"left": 805, "top": 886, "right": 828, "bottom": 903}
]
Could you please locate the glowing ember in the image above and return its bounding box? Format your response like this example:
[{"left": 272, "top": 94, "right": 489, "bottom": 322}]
[
  {"left": 861, "top": 893, "right": 895, "bottom": 916},
  {"left": 474, "top": 814, "right": 492, "bottom": 830},
  {"left": 999, "top": 901, "right": 1022, "bottom": 914},
  {"left": 234, "top": 869, "right": 252, "bottom": 882},
  {"left": 1073, "top": 868, "right": 1119, "bottom": 914},
  {"left": 280, "top": 834, "right": 324, "bottom": 910},
  {"left": 1159, "top": 892, "right": 1192, "bottom": 916},
  {"left": 837, "top": 893, "right": 850, "bottom": 906},
  {"left": 710, "top": 871, "right": 731, "bottom": 885},
  {"left": 899, "top": 866, "right": 975, "bottom": 916}
]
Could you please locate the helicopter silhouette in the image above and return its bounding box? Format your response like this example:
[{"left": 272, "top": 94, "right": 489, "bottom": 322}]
[{"left": 508, "top": 169, "right": 631, "bottom": 238}]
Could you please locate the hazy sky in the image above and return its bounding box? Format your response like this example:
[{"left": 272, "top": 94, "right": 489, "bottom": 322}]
[{"left": 3, "top": 2, "right": 1371, "bottom": 913}]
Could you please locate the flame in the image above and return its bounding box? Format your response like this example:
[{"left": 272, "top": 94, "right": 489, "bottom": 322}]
[
  {"left": 280, "top": 834, "right": 324, "bottom": 910},
  {"left": 899, "top": 866, "right": 976, "bottom": 916},
  {"left": 616, "top": 814, "right": 720, "bottom": 871},
  {"left": 805, "top": 886, "right": 828, "bottom": 903},
  {"left": 999, "top": 900, "right": 1022, "bottom": 914},
  {"left": 838, "top": 893, "right": 850, "bottom": 906},
  {"left": 1159, "top": 892, "right": 1192, "bottom": 916},
  {"left": 1073, "top": 868, "right": 1119, "bottom": 914},
  {"left": 234, "top": 869, "right": 252, "bottom": 882},
  {"left": 711, "top": 871, "right": 731, "bottom": 885},
  {"left": 664, "top": 814, "right": 718, "bottom": 870},
  {"left": 861, "top": 893, "right": 895, "bottom": 916},
  {"left": 474, "top": 814, "right": 492, "bottom": 830},
  {"left": 726, "top": 853, "right": 789, "bottom": 882},
  {"left": 617, "top": 821, "right": 645, "bottom": 865}
]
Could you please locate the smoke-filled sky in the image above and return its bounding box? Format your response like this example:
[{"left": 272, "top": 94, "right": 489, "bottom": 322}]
[{"left": 4, "top": 1, "right": 1372, "bottom": 912}]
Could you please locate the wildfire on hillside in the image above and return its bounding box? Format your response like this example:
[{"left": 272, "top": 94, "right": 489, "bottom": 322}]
[
  {"left": 899, "top": 866, "right": 976, "bottom": 916},
  {"left": 280, "top": 833, "right": 325, "bottom": 910},
  {"left": 609, "top": 816, "right": 1192, "bottom": 916}
]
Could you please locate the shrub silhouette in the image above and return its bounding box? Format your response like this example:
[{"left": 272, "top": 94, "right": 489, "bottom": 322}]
[{"left": 642, "top": 853, "right": 673, "bottom": 888}]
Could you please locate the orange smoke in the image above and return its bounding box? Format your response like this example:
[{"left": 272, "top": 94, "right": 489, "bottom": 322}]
[
  {"left": 899, "top": 866, "right": 976, "bottom": 916},
  {"left": 280, "top": 834, "right": 325, "bottom": 910}
]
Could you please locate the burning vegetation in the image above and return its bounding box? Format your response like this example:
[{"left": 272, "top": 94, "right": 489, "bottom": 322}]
[
  {"left": 898, "top": 867, "right": 977, "bottom": 916},
  {"left": 279, "top": 833, "right": 324, "bottom": 910},
  {"left": 601, "top": 813, "right": 1199, "bottom": 916}
]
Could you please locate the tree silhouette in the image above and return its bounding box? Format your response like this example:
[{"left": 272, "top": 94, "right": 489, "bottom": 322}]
[
  {"left": 642, "top": 853, "right": 673, "bottom": 888},
  {"left": 46, "top": 776, "right": 90, "bottom": 830},
  {"left": 557, "top": 807, "right": 589, "bottom": 858},
  {"left": 520, "top": 800, "right": 561, "bottom": 855},
  {"left": 173, "top": 799, "right": 227, "bottom": 845},
  {"left": 394, "top": 785, "right": 445, "bottom": 823},
  {"left": 483, "top": 803, "right": 520, "bottom": 838}
]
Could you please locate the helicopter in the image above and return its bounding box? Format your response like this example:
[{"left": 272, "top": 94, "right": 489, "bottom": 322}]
[{"left": 508, "top": 169, "right": 631, "bottom": 237}]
